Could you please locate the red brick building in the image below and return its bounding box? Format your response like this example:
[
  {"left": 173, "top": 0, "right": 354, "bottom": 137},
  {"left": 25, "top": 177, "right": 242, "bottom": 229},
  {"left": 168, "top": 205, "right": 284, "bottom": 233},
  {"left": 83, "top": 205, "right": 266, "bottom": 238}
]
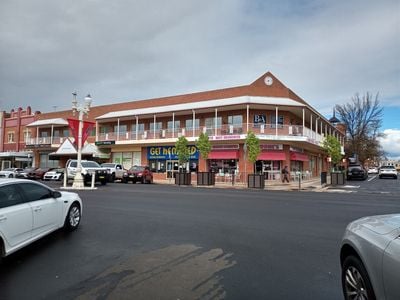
[{"left": 15, "top": 71, "right": 345, "bottom": 182}]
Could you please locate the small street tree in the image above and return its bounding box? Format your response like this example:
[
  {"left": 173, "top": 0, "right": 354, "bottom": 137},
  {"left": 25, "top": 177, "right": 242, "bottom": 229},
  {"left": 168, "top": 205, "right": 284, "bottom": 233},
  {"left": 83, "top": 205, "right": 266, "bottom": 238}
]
[
  {"left": 245, "top": 131, "right": 261, "bottom": 172},
  {"left": 196, "top": 132, "right": 211, "bottom": 171},
  {"left": 322, "top": 135, "right": 342, "bottom": 171},
  {"left": 175, "top": 136, "right": 190, "bottom": 172}
]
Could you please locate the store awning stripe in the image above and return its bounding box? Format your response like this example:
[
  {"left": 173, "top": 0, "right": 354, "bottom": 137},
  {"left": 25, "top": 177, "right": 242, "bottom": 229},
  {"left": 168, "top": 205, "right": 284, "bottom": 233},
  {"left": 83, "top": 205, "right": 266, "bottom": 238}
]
[
  {"left": 290, "top": 152, "right": 309, "bottom": 161},
  {"left": 208, "top": 151, "right": 239, "bottom": 159},
  {"left": 257, "top": 152, "right": 286, "bottom": 161}
]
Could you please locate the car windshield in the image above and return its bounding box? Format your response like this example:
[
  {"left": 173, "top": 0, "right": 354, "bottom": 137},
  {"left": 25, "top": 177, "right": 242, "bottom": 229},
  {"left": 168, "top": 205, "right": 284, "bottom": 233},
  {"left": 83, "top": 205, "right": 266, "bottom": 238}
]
[
  {"left": 3, "top": 168, "right": 14, "bottom": 171},
  {"left": 81, "top": 161, "right": 101, "bottom": 168},
  {"left": 381, "top": 166, "right": 395, "bottom": 169},
  {"left": 54, "top": 168, "right": 64, "bottom": 173},
  {"left": 101, "top": 163, "right": 115, "bottom": 167},
  {"left": 130, "top": 166, "right": 144, "bottom": 171}
]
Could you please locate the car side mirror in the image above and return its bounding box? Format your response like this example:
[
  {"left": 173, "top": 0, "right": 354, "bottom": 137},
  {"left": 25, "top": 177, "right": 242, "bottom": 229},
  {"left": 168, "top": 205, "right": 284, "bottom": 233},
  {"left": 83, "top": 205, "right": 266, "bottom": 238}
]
[{"left": 52, "top": 191, "right": 62, "bottom": 198}]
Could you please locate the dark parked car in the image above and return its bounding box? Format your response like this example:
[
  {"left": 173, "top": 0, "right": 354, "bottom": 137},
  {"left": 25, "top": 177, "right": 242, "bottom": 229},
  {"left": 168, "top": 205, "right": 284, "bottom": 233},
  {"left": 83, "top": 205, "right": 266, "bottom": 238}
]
[
  {"left": 122, "top": 166, "right": 153, "bottom": 184},
  {"left": 346, "top": 165, "right": 368, "bottom": 180},
  {"left": 15, "top": 167, "right": 38, "bottom": 179},
  {"left": 31, "top": 167, "right": 55, "bottom": 180}
]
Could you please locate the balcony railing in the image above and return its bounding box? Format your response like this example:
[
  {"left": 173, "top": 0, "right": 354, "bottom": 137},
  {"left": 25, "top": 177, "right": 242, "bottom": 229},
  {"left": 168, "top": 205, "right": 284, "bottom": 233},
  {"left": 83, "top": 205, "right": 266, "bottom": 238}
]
[
  {"left": 98, "top": 123, "right": 326, "bottom": 145},
  {"left": 25, "top": 136, "right": 73, "bottom": 146}
]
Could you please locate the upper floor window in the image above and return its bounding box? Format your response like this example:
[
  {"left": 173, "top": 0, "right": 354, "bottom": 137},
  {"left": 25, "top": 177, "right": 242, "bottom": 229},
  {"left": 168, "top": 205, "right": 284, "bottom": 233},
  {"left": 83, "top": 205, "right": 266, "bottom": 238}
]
[
  {"left": 228, "top": 115, "right": 243, "bottom": 126},
  {"left": 114, "top": 124, "right": 127, "bottom": 135},
  {"left": 270, "top": 115, "right": 284, "bottom": 128},
  {"left": 53, "top": 130, "right": 60, "bottom": 137},
  {"left": 63, "top": 129, "right": 70, "bottom": 137},
  {"left": 7, "top": 132, "right": 15, "bottom": 143},
  {"left": 185, "top": 119, "right": 200, "bottom": 130},
  {"left": 100, "top": 125, "right": 109, "bottom": 135},
  {"left": 205, "top": 117, "right": 222, "bottom": 128},
  {"left": 40, "top": 131, "right": 48, "bottom": 137},
  {"left": 167, "top": 121, "right": 180, "bottom": 132},
  {"left": 150, "top": 122, "right": 162, "bottom": 132},
  {"left": 131, "top": 123, "right": 145, "bottom": 133}
]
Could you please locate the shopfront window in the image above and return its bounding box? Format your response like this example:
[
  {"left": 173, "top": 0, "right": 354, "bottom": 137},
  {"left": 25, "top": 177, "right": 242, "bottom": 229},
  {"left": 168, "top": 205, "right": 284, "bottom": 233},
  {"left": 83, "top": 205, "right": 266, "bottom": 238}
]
[{"left": 209, "top": 159, "right": 237, "bottom": 174}]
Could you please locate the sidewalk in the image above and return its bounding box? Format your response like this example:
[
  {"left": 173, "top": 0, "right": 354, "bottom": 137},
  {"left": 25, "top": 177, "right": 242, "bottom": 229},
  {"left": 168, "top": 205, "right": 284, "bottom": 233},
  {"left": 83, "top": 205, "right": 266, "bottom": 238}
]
[{"left": 154, "top": 177, "right": 327, "bottom": 192}]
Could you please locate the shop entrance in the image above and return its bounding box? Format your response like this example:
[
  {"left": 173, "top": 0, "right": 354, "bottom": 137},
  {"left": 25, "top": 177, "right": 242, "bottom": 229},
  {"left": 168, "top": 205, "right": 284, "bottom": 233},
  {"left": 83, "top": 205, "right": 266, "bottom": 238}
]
[{"left": 166, "top": 160, "right": 179, "bottom": 178}]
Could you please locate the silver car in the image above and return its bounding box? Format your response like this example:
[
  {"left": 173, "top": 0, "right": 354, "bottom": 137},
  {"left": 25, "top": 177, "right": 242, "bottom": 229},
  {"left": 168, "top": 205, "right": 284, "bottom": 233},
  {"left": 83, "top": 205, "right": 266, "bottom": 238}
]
[{"left": 340, "top": 214, "right": 400, "bottom": 300}]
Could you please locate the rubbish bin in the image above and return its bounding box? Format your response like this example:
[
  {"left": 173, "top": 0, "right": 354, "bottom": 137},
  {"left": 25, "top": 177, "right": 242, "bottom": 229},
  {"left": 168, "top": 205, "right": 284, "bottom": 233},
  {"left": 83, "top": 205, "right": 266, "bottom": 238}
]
[{"left": 321, "top": 172, "right": 327, "bottom": 185}]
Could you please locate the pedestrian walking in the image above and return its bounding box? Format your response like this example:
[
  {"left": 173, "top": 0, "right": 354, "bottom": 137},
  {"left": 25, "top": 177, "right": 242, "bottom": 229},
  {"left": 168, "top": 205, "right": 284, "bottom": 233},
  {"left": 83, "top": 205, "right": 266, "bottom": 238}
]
[{"left": 282, "top": 166, "right": 290, "bottom": 183}]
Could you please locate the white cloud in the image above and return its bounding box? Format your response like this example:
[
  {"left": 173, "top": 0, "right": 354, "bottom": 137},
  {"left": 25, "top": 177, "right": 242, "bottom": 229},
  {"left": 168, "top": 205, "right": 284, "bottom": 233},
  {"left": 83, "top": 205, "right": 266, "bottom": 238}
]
[
  {"left": 379, "top": 129, "right": 400, "bottom": 159},
  {"left": 0, "top": 0, "right": 399, "bottom": 115}
]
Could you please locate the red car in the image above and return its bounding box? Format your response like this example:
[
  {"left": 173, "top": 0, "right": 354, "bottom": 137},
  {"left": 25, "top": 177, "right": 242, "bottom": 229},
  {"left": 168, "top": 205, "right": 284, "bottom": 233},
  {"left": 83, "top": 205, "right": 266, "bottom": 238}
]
[
  {"left": 31, "top": 167, "right": 55, "bottom": 180},
  {"left": 122, "top": 166, "right": 153, "bottom": 184}
]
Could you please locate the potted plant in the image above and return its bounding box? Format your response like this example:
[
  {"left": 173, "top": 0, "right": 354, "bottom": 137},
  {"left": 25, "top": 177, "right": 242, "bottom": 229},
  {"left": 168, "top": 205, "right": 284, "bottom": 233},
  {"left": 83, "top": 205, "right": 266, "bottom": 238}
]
[
  {"left": 195, "top": 132, "right": 215, "bottom": 185},
  {"left": 175, "top": 136, "right": 191, "bottom": 185},
  {"left": 245, "top": 131, "right": 264, "bottom": 188},
  {"left": 322, "top": 134, "right": 345, "bottom": 185}
]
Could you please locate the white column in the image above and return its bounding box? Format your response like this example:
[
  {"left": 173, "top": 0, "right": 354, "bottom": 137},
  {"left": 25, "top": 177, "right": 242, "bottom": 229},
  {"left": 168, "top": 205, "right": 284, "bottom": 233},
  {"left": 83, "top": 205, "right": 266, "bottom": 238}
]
[
  {"left": 51, "top": 125, "right": 54, "bottom": 144},
  {"left": 172, "top": 112, "right": 175, "bottom": 138},
  {"left": 302, "top": 108, "right": 305, "bottom": 132},
  {"left": 215, "top": 108, "right": 218, "bottom": 136},
  {"left": 36, "top": 127, "right": 39, "bottom": 144},
  {"left": 310, "top": 114, "right": 313, "bottom": 138},
  {"left": 275, "top": 107, "right": 278, "bottom": 137},
  {"left": 135, "top": 116, "right": 138, "bottom": 140},
  {"left": 192, "top": 110, "right": 195, "bottom": 137},
  {"left": 153, "top": 115, "right": 156, "bottom": 139},
  {"left": 246, "top": 104, "right": 249, "bottom": 133},
  {"left": 95, "top": 121, "right": 99, "bottom": 141},
  {"left": 117, "top": 118, "right": 120, "bottom": 141}
]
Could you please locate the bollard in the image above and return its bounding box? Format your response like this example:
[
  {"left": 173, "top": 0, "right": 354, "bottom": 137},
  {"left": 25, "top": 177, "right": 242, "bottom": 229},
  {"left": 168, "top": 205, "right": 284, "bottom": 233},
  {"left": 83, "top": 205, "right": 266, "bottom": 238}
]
[
  {"left": 296, "top": 171, "right": 301, "bottom": 191},
  {"left": 63, "top": 169, "right": 67, "bottom": 188},
  {"left": 91, "top": 171, "right": 95, "bottom": 189}
]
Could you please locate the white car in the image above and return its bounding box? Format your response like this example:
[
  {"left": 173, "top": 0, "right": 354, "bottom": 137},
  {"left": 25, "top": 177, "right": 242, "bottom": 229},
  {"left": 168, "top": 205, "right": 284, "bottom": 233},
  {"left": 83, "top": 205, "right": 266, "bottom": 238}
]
[
  {"left": 43, "top": 168, "right": 65, "bottom": 181},
  {"left": 379, "top": 165, "right": 398, "bottom": 179},
  {"left": 0, "top": 168, "right": 24, "bottom": 178},
  {"left": 340, "top": 214, "right": 400, "bottom": 300},
  {"left": 367, "top": 167, "right": 378, "bottom": 175},
  {"left": 0, "top": 179, "right": 82, "bottom": 260}
]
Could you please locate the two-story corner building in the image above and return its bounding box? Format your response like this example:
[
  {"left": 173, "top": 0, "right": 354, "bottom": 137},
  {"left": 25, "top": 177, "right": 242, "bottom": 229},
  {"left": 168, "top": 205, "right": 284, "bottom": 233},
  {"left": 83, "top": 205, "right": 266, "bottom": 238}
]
[
  {"left": 0, "top": 107, "right": 39, "bottom": 169},
  {"left": 23, "top": 71, "right": 345, "bottom": 182}
]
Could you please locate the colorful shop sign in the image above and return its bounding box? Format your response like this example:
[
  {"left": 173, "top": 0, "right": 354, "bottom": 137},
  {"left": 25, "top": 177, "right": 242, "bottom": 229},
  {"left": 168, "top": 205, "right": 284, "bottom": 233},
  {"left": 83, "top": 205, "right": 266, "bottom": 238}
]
[{"left": 147, "top": 146, "right": 199, "bottom": 160}]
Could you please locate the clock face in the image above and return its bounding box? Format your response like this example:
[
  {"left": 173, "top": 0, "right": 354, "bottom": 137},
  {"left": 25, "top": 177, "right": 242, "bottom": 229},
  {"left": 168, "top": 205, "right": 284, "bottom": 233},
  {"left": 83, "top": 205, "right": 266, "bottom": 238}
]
[{"left": 264, "top": 76, "right": 273, "bottom": 86}]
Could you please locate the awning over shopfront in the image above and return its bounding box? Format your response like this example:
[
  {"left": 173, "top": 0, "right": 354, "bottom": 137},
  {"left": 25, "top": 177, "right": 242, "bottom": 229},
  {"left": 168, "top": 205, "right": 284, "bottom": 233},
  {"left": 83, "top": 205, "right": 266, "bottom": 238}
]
[
  {"left": 49, "top": 139, "right": 110, "bottom": 159},
  {"left": 257, "top": 151, "right": 286, "bottom": 161},
  {"left": 290, "top": 152, "right": 309, "bottom": 161},
  {"left": 208, "top": 151, "right": 240, "bottom": 160}
]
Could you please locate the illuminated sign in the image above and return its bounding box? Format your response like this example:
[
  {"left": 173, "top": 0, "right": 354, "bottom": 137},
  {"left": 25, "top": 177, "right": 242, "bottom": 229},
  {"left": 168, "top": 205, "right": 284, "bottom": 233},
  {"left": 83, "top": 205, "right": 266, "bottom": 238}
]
[{"left": 147, "top": 146, "right": 199, "bottom": 160}]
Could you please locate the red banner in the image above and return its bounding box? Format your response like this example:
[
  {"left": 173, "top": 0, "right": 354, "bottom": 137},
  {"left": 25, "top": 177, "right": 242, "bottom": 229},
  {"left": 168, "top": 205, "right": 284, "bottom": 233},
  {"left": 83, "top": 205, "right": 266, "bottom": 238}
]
[{"left": 67, "top": 118, "right": 95, "bottom": 146}]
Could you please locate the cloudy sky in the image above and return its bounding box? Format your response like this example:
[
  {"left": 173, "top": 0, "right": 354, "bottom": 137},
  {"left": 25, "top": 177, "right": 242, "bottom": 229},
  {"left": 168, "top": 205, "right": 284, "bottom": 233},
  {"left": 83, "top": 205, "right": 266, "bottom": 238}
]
[{"left": 1, "top": 0, "right": 399, "bottom": 158}]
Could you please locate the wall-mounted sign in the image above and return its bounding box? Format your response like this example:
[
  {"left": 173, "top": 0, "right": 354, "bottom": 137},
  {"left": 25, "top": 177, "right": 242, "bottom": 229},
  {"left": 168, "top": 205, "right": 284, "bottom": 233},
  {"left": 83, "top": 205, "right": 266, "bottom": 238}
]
[
  {"left": 147, "top": 146, "right": 199, "bottom": 160},
  {"left": 254, "top": 114, "right": 266, "bottom": 124},
  {"left": 95, "top": 141, "right": 115, "bottom": 146}
]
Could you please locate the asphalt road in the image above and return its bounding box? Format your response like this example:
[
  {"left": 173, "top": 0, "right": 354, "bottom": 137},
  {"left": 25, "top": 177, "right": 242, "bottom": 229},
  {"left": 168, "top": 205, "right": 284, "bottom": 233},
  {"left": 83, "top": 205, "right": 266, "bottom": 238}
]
[{"left": 1, "top": 181, "right": 399, "bottom": 300}]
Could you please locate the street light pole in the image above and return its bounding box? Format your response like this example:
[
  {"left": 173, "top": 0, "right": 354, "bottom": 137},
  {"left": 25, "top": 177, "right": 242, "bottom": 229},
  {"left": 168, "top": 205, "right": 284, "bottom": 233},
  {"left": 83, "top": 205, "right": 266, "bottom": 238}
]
[{"left": 72, "top": 92, "right": 92, "bottom": 189}]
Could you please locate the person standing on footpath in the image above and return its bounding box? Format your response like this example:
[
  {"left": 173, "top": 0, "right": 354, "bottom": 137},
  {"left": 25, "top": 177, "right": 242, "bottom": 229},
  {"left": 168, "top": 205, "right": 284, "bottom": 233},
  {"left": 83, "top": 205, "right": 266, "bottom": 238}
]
[{"left": 282, "top": 165, "right": 290, "bottom": 183}]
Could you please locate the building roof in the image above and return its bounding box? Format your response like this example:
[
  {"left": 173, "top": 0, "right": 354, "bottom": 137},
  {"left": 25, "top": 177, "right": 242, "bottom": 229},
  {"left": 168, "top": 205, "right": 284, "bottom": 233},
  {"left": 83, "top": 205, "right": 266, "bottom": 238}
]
[{"left": 27, "top": 118, "right": 68, "bottom": 127}]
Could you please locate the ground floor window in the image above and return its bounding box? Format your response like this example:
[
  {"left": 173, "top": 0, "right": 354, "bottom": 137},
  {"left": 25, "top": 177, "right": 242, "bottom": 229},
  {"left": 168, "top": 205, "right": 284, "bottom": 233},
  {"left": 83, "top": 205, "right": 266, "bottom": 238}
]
[
  {"left": 149, "top": 159, "right": 199, "bottom": 174},
  {"left": 209, "top": 159, "right": 237, "bottom": 174},
  {"left": 39, "top": 153, "right": 59, "bottom": 168},
  {"left": 290, "top": 161, "right": 303, "bottom": 172},
  {"left": 112, "top": 152, "right": 141, "bottom": 169},
  {"left": 255, "top": 160, "right": 282, "bottom": 180}
]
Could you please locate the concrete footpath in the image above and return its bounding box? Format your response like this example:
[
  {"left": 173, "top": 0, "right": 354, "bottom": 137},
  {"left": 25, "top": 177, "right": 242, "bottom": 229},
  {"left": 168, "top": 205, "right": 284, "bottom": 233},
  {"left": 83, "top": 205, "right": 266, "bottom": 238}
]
[{"left": 154, "top": 177, "right": 330, "bottom": 192}]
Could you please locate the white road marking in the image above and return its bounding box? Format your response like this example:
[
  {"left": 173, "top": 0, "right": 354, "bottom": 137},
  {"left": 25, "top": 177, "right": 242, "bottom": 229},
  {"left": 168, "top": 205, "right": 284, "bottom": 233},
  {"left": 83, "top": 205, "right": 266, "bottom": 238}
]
[{"left": 368, "top": 175, "right": 377, "bottom": 182}]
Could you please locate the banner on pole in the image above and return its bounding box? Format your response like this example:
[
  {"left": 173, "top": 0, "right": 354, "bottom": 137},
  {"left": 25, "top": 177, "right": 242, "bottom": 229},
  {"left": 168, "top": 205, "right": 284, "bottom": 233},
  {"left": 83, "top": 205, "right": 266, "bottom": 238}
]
[{"left": 67, "top": 118, "right": 95, "bottom": 146}]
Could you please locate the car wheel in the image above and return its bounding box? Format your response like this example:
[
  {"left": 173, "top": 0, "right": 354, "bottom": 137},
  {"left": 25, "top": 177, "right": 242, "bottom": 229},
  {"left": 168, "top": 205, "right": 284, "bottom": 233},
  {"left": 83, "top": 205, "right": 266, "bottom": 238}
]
[
  {"left": 110, "top": 173, "right": 115, "bottom": 182},
  {"left": 8, "top": 174, "right": 13, "bottom": 178},
  {"left": 101, "top": 179, "right": 107, "bottom": 185},
  {"left": 64, "top": 203, "right": 81, "bottom": 231},
  {"left": 59, "top": 174, "right": 64, "bottom": 181},
  {"left": 342, "top": 255, "right": 376, "bottom": 300}
]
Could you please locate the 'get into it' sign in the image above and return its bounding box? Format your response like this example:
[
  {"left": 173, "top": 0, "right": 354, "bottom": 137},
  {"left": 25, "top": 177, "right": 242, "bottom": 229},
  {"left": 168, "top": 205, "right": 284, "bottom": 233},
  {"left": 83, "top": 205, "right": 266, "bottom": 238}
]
[{"left": 147, "top": 146, "right": 199, "bottom": 160}]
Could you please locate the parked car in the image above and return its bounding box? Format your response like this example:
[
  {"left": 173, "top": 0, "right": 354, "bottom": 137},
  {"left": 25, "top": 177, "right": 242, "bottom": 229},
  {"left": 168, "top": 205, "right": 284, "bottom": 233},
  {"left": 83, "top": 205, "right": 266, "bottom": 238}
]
[
  {"left": 66, "top": 160, "right": 109, "bottom": 185},
  {"left": 122, "top": 166, "right": 153, "bottom": 184},
  {"left": 43, "top": 168, "right": 65, "bottom": 181},
  {"left": 15, "top": 167, "right": 38, "bottom": 179},
  {"left": 346, "top": 165, "right": 368, "bottom": 180},
  {"left": 367, "top": 167, "right": 379, "bottom": 175},
  {"left": 100, "top": 163, "right": 126, "bottom": 182},
  {"left": 0, "top": 179, "right": 82, "bottom": 261},
  {"left": 340, "top": 214, "right": 400, "bottom": 300},
  {"left": 379, "top": 165, "right": 398, "bottom": 179},
  {"left": 0, "top": 168, "right": 24, "bottom": 178},
  {"left": 31, "top": 167, "right": 54, "bottom": 180}
]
